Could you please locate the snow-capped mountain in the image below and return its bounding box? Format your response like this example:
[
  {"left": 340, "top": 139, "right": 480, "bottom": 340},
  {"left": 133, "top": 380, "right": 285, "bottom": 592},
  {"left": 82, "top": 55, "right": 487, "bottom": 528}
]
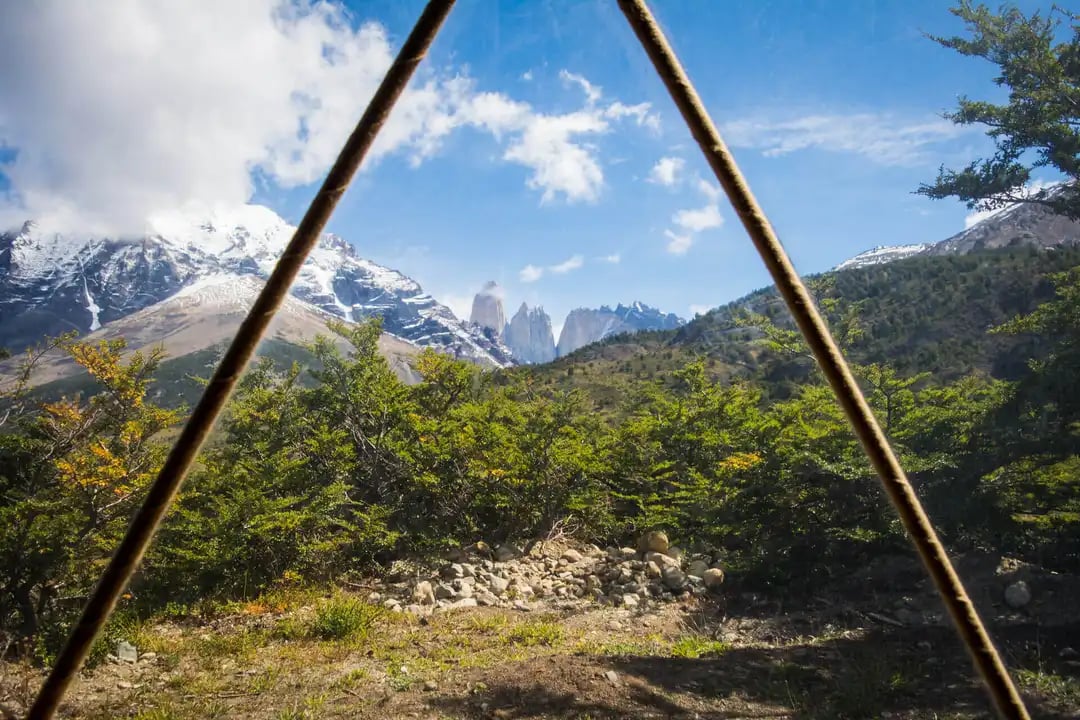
[
  {"left": 0, "top": 205, "right": 512, "bottom": 367},
  {"left": 556, "top": 302, "right": 684, "bottom": 357},
  {"left": 833, "top": 244, "right": 932, "bottom": 271},
  {"left": 834, "top": 184, "right": 1080, "bottom": 272}
]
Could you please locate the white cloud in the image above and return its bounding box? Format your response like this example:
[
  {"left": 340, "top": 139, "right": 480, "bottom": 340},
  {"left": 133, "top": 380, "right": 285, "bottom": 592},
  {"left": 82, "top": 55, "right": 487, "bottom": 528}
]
[
  {"left": 0, "top": 1, "right": 657, "bottom": 232},
  {"left": 599, "top": 253, "right": 621, "bottom": 264},
  {"left": 437, "top": 291, "right": 475, "bottom": 322},
  {"left": 962, "top": 179, "right": 1063, "bottom": 229},
  {"left": 695, "top": 177, "right": 721, "bottom": 201},
  {"left": 519, "top": 253, "right": 587, "bottom": 282},
  {"left": 673, "top": 203, "right": 723, "bottom": 233},
  {"left": 648, "top": 156, "right": 684, "bottom": 187},
  {"left": 689, "top": 304, "right": 713, "bottom": 317},
  {"left": 559, "top": 70, "right": 602, "bottom": 105},
  {"left": 549, "top": 254, "right": 584, "bottom": 274},
  {"left": 665, "top": 229, "right": 693, "bottom": 255},
  {"left": 519, "top": 264, "right": 544, "bottom": 283},
  {"left": 662, "top": 183, "right": 724, "bottom": 255},
  {"left": 721, "top": 113, "right": 965, "bottom": 167},
  {"left": 521, "top": 70, "right": 533, "bottom": 82}
]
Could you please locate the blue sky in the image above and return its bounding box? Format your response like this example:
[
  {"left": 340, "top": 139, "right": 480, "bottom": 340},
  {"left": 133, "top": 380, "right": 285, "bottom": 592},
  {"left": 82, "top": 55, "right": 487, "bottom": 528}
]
[
  {"left": 0, "top": 0, "right": 1057, "bottom": 332},
  {"left": 268, "top": 0, "right": 1029, "bottom": 326}
]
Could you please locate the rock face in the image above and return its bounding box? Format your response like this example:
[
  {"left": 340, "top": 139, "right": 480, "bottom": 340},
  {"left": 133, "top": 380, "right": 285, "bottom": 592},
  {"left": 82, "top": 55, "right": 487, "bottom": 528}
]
[
  {"left": 0, "top": 206, "right": 512, "bottom": 367},
  {"left": 469, "top": 281, "right": 506, "bottom": 334},
  {"left": 503, "top": 302, "right": 556, "bottom": 364},
  {"left": 556, "top": 302, "right": 683, "bottom": 356}
]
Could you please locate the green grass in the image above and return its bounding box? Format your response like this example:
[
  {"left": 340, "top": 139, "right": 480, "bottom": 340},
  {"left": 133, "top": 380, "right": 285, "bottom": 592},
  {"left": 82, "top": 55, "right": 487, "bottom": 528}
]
[
  {"left": 502, "top": 619, "right": 565, "bottom": 647},
  {"left": 309, "top": 596, "right": 383, "bottom": 641},
  {"left": 668, "top": 635, "right": 730, "bottom": 659}
]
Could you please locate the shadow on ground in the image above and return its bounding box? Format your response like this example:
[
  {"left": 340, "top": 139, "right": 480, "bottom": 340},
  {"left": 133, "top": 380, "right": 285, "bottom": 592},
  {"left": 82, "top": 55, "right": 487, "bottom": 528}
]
[{"left": 429, "top": 622, "right": 1080, "bottom": 719}]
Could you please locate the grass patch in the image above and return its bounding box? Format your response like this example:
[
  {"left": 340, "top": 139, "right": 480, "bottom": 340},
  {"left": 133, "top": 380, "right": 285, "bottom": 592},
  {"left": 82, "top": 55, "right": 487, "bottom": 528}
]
[
  {"left": 309, "top": 596, "right": 382, "bottom": 641},
  {"left": 668, "top": 635, "right": 730, "bottom": 659},
  {"left": 502, "top": 619, "right": 565, "bottom": 647},
  {"left": 1016, "top": 668, "right": 1080, "bottom": 706}
]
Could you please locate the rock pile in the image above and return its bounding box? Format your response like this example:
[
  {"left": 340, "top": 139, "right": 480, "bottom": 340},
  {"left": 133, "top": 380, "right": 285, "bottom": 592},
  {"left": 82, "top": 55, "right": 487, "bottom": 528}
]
[{"left": 375, "top": 532, "right": 725, "bottom": 615}]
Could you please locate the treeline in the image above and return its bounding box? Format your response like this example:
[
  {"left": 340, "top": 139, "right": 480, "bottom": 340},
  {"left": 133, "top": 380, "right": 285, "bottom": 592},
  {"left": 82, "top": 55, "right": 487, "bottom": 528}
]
[{"left": 2, "top": 266, "right": 1079, "bottom": 661}]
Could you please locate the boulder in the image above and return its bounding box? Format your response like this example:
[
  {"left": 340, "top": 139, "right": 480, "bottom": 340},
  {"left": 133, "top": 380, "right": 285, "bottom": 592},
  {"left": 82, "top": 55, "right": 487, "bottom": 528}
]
[
  {"left": 638, "top": 531, "right": 669, "bottom": 554},
  {"left": 434, "top": 583, "right": 455, "bottom": 600},
  {"left": 494, "top": 544, "right": 522, "bottom": 562},
  {"left": 702, "top": 567, "right": 725, "bottom": 590},
  {"left": 644, "top": 551, "right": 680, "bottom": 569},
  {"left": 441, "top": 563, "right": 465, "bottom": 580},
  {"left": 622, "top": 594, "right": 640, "bottom": 609},
  {"left": 413, "top": 581, "right": 436, "bottom": 605},
  {"left": 116, "top": 641, "right": 138, "bottom": 664},
  {"left": 661, "top": 566, "right": 687, "bottom": 591},
  {"left": 1004, "top": 581, "right": 1032, "bottom": 609},
  {"left": 488, "top": 576, "right": 510, "bottom": 595},
  {"left": 686, "top": 560, "right": 710, "bottom": 578},
  {"left": 645, "top": 561, "right": 662, "bottom": 578},
  {"left": 562, "top": 549, "right": 584, "bottom": 563}
]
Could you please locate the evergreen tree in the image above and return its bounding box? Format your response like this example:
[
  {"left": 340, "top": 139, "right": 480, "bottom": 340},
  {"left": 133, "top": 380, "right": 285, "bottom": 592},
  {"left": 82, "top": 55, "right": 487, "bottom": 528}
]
[{"left": 916, "top": 1, "right": 1080, "bottom": 218}]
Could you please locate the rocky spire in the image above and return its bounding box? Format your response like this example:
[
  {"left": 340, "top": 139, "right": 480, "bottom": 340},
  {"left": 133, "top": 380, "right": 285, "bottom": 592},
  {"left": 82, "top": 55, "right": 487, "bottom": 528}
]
[
  {"left": 469, "top": 280, "right": 506, "bottom": 333},
  {"left": 504, "top": 302, "right": 556, "bottom": 364}
]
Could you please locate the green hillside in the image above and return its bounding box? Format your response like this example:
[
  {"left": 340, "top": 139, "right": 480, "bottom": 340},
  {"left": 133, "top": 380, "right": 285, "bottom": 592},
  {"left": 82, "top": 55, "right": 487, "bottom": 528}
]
[{"left": 523, "top": 246, "right": 1080, "bottom": 410}]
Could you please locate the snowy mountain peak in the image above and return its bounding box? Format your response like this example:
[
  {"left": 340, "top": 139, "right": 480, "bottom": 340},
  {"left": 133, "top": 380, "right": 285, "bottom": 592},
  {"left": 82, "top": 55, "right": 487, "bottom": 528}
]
[
  {"left": 1, "top": 205, "right": 512, "bottom": 367},
  {"left": 834, "top": 244, "right": 932, "bottom": 271}
]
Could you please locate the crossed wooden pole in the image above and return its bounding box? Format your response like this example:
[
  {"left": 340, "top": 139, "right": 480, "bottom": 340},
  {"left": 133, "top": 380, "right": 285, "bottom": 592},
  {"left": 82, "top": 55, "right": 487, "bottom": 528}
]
[{"left": 25, "top": 2, "right": 1032, "bottom": 718}]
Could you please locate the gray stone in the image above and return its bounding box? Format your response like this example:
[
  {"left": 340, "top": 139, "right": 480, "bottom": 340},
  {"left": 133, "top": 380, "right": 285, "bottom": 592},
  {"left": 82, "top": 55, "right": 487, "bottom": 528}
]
[
  {"left": 488, "top": 575, "right": 510, "bottom": 595},
  {"left": 442, "top": 563, "right": 465, "bottom": 579},
  {"left": 666, "top": 546, "right": 685, "bottom": 562},
  {"left": 435, "top": 583, "right": 455, "bottom": 600},
  {"left": 513, "top": 599, "right": 532, "bottom": 611},
  {"left": 619, "top": 547, "right": 638, "bottom": 560},
  {"left": 461, "top": 563, "right": 477, "bottom": 578},
  {"left": 562, "top": 549, "right": 584, "bottom": 563},
  {"left": 423, "top": 680, "right": 439, "bottom": 692},
  {"left": 661, "top": 566, "right": 687, "bottom": 591},
  {"left": 604, "top": 670, "right": 620, "bottom": 685},
  {"left": 638, "top": 531, "right": 669, "bottom": 554},
  {"left": 1004, "top": 581, "right": 1032, "bottom": 609},
  {"left": 449, "top": 597, "right": 477, "bottom": 609},
  {"left": 622, "top": 594, "right": 640, "bottom": 609},
  {"left": 455, "top": 582, "right": 474, "bottom": 599},
  {"left": 645, "top": 561, "right": 662, "bottom": 578},
  {"left": 494, "top": 544, "right": 522, "bottom": 562},
  {"left": 116, "top": 641, "right": 138, "bottom": 664},
  {"left": 686, "top": 560, "right": 710, "bottom": 578},
  {"left": 645, "top": 551, "right": 680, "bottom": 569}
]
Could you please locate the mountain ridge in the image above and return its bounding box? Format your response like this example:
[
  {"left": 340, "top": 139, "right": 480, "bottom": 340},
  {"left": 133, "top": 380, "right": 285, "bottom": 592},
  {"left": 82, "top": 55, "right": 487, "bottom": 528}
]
[{"left": 0, "top": 205, "right": 512, "bottom": 367}]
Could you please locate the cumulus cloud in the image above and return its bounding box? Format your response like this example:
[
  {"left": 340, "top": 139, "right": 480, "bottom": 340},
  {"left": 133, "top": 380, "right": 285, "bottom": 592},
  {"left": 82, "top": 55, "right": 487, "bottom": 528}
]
[
  {"left": 0, "top": 1, "right": 658, "bottom": 233},
  {"left": 695, "top": 177, "right": 721, "bottom": 201},
  {"left": 599, "top": 253, "right": 621, "bottom": 264},
  {"left": 549, "top": 254, "right": 584, "bottom": 274},
  {"left": 665, "top": 229, "right": 694, "bottom": 255},
  {"left": 648, "top": 156, "right": 684, "bottom": 187},
  {"left": 519, "top": 253, "right": 587, "bottom": 282},
  {"left": 674, "top": 203, "right": 723, "bottom": 233},
  {"left": 661, "top": 171, "right": 724, "bottom": 255},
  {"left": 721, "top": 113, "right": 965, "bottom": 166},
  {"left": 519, "top": 264, "right": 545, "bottom": 283}
]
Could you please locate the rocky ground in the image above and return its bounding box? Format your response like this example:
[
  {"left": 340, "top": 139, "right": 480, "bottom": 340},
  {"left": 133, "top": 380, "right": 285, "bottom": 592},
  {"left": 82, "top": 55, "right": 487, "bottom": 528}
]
[{"left": 2, "top": 538, "right": 1080, "bottom": 719}]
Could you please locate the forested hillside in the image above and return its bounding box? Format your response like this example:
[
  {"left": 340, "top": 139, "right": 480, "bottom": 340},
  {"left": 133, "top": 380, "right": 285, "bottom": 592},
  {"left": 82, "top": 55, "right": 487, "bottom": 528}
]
[{"left": 524, "top": 246, "right": 1080, "bottom": 409}]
